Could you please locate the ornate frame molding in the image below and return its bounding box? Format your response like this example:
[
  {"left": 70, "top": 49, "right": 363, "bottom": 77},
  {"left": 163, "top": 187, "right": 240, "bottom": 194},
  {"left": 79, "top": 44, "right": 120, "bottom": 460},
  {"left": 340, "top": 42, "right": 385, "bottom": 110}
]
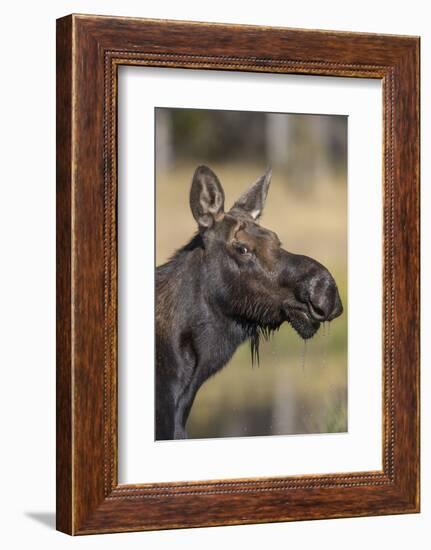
[{"left": 57, "top": 15, "right": 419, "bottom": 534}]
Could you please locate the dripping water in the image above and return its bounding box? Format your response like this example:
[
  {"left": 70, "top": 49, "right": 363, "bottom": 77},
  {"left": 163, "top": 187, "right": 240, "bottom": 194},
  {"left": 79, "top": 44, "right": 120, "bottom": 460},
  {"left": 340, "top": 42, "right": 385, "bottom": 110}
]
[
  {"left": 301, "top": 339, "right": 308, "bottom": 373},
  {"left": 321, "top": 321, "right": 329, "bottom": 369}
]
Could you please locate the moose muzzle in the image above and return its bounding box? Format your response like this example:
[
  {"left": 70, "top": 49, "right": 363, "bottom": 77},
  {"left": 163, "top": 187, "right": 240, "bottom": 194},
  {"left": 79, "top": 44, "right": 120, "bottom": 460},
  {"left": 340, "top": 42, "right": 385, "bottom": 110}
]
[{"left": 279, "top": 250, "right": 343, "bottom": 333}]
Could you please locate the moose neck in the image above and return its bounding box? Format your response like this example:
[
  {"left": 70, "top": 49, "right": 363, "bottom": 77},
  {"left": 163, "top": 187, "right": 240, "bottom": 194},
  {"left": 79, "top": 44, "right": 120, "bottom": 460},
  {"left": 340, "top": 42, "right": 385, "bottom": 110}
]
[
  {"left": 156, "top": 234, "right": 255, "bottom": 439},
  {"left": 158, "top": 233, "right": 250, "bottom": 349}
]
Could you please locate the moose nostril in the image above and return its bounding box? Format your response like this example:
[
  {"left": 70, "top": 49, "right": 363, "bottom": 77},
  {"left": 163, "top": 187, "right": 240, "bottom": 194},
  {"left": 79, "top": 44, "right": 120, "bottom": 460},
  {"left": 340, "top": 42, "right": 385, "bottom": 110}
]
[
  {"left": 308, "top": 285, "right": 343, "bottom": 322},
  {"left": 308, "top": 300, "right": 328, "bottom": 321},
  {"left": 313, "top": 304, "right": 326, "bottom": 318}
]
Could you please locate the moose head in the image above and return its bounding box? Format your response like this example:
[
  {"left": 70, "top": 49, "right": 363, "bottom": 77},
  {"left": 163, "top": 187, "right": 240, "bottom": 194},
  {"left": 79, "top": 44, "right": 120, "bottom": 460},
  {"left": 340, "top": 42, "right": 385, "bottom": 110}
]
[
  {"left": 189, "top": 165, "right": 343, "bottom": 345},
  {"left": 155, "top": 165, "right": 343, "bottom": 439}
]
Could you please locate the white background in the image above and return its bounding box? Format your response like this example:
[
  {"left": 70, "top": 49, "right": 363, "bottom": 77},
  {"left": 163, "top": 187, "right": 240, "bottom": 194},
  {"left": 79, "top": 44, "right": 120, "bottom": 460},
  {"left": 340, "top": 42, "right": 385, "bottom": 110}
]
[
  {"left": 0, "top": 1, "right": 428, "bottom": 548},
  {"left": 119, "top": 68, "right": 382, "bottom": 483}
]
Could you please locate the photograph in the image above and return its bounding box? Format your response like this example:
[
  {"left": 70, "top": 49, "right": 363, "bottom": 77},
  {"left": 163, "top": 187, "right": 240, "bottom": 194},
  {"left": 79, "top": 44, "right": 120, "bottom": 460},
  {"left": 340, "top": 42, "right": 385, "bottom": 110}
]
[{"left": 155, "top": 107, "right": 348, "bottom": 440}]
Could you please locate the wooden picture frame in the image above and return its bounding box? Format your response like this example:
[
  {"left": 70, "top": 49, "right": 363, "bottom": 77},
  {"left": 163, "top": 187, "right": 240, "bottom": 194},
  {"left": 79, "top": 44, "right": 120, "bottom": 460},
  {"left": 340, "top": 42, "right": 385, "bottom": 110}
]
[{"left": 56, "top": 14, "right": 420, "bottom": 535}]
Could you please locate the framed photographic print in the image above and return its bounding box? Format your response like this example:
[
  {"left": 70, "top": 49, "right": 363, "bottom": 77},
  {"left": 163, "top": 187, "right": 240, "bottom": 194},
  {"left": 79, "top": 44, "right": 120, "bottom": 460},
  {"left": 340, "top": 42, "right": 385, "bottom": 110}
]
[{"left": 56, "top": 14, "right": 420, "bottom": 535}]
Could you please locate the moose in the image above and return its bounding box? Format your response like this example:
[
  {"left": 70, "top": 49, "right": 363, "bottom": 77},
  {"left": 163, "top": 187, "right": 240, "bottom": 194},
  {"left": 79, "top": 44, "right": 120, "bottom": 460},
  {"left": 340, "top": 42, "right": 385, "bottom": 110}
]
[{"left": 155, "top": 165, "right": 343, "bottom": 440}]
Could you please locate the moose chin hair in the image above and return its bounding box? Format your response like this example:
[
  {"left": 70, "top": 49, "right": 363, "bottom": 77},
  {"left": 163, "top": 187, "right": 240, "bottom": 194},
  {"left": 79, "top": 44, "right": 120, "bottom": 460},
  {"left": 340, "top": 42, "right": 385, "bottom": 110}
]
[{"left": 286, "top": 310, "right": 321, "bottom": 340}]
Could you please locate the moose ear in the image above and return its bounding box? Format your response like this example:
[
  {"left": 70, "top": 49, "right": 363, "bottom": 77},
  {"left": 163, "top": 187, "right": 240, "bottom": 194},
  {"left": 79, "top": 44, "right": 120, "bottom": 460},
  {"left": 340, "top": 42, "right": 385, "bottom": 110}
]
[
  {"left": 230, "top": 169, "right": 272, "bottom": 221},
  {"left": 190, "top": 165, "right": 225, "bottom": 229}
]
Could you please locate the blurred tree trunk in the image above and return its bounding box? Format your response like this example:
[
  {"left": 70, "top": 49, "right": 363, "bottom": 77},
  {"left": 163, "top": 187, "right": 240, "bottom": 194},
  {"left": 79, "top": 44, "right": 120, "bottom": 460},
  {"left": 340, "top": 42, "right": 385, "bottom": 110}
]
[
  {"left": 310, "top": 116, "right": 332, "bottom": 193},
  {"left": 156, "top": 109, "right": 173, "bottom": 170},
  {"left": 265, "top": 113, "right": 290, "bottom": 171}
]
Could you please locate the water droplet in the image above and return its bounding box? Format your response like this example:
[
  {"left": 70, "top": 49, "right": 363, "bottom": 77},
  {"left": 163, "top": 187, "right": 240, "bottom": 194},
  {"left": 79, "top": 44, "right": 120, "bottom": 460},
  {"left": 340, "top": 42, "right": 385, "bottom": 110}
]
[
  {"left": 321, "top": 321, "right": 329, "bottom": 369},
  {"left": 301, "top": 339, "right": 308, "bottom": 373}
]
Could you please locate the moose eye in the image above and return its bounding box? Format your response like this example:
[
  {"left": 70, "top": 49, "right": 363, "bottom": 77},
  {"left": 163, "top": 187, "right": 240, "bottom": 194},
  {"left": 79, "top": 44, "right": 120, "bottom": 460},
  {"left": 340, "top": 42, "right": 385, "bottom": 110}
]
[{"left": 234, "top": 242, "right": 250, "bottom": 255}]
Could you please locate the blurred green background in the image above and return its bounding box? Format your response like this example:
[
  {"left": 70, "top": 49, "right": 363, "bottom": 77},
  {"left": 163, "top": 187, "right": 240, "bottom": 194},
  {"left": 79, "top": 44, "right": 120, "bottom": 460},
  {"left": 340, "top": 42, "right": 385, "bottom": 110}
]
[{"left": 155, "top": 107, "right": 348, "bottom": 439}]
